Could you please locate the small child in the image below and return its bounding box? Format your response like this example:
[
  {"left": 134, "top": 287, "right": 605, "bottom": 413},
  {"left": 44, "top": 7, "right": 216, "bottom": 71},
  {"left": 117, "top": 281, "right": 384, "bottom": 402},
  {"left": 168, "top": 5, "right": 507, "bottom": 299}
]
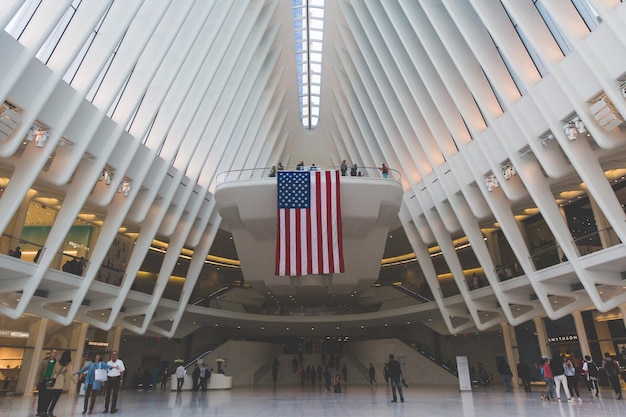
[{"left": 333, "top": 374, "right": 342, "bottom": 393}]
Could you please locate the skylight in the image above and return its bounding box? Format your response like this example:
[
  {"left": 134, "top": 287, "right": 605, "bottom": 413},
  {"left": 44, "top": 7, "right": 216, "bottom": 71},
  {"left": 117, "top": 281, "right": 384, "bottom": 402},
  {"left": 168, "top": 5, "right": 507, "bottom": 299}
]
[{"left": 292, "top": 0, "right": 324, "bottom": 129}]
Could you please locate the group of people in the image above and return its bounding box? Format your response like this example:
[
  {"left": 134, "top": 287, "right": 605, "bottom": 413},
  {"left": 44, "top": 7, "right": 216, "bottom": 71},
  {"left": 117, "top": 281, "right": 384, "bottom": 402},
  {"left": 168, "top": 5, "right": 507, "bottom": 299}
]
[
  {"left": 190, "top": 361, "right": 212, "bottom": 391},
  {"left": 340, "top": 160, "right": 360, "bottom": 177},
  {"left": 61, "top": 256, "right": 87, "bottom": 276},
  {"left": 8, "top": 245, "right": 21, "bottom": 258},
  {"left": 540, "top": 352, "right": 622, "bottom": 402},
  {"left": 268, "top": 160, "right": 391, "bottom": 178},
  {"left": 36, "top": 349, "right": 125, "bottom": 417}
]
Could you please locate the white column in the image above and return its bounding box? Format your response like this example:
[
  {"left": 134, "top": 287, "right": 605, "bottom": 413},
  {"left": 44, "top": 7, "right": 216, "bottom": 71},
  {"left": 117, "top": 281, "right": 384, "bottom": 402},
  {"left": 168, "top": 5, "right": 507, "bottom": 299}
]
[
  {"left": 73, "top": 322, "right": 89, "bottom": 369},
  {"left": 572, "top": 311, "right": 591, "bottom": 358},
  {"left": 500, "top": 322, "right": 518, "bottom": 383},
  {"left": 18, "top": 317, "right": 48, "bottom": 396},
  {"left": 108, "top": 326, "right": 123, "bottom": 354},
  {"left": 533, "top": 317, "right": 550, "bottom": 358}
]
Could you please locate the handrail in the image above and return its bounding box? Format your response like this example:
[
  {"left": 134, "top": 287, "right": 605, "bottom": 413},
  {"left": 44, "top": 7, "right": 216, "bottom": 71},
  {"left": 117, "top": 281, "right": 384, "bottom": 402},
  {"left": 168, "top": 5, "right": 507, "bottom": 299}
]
[
  {"left": 572, "top": 226, "right": 620, "bottom": 255},
  {"left": 251, "top": 357, "right": 274, "bottom": 386},
  {"left": 216, "top": 166, "right": 401, "bottom": 185},
  {"left": 402, "top": 339, "right": 458, "bottom": 377}
]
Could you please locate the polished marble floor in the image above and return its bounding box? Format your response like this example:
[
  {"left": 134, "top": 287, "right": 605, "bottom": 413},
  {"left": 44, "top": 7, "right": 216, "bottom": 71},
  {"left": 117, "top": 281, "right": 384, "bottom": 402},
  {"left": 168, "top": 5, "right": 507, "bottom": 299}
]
[{"left": 1, "top": 384, "right": 624, "bottom": 417}]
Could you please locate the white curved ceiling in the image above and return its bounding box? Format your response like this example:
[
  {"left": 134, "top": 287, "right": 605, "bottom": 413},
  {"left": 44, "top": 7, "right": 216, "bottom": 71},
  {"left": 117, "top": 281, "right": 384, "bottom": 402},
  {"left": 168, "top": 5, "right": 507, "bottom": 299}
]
[{"left": 1, "top": 0, "right": 626, "bottom": 337}]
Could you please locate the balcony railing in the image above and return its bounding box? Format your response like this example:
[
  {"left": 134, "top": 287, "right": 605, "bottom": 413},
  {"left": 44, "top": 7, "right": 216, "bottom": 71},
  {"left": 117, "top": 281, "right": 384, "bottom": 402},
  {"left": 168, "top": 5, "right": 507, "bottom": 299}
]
[
  {"left": 529, "top": 242, "right": 562, "bottom": 270},
  {"left": 494, "top": 261, "right": 524, "bottom": 282},
  {"left": 1, "top": 232, "right": 89, "bottom": 276},
  {"left": 572, "top": 226, "right": 621, "bottom": 256},
  {"left": 216, "top": 166, "right": 401, "bottom": 185}
]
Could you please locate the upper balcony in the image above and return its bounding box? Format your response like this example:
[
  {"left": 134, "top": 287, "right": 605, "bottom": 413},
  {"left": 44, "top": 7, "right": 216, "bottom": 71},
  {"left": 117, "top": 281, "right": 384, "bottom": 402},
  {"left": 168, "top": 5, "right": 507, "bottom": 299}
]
[{"left": 214, "top": 167, "right": 404, "bottom": 307}]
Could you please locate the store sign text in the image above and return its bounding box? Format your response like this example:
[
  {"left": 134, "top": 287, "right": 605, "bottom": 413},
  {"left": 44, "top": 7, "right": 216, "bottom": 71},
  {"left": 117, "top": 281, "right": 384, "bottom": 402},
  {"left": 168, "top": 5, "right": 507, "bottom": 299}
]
[
  {"left": 547, "top": 335, "right": 578, "bottom": 343},
  {"left": 0, "top": 330, "right": 29, "bottom": 338}
]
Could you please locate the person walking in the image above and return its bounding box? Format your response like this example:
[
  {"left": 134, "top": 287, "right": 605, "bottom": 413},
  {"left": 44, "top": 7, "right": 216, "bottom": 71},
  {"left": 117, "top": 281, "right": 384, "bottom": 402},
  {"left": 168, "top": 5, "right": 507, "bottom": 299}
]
[
  {"left": 582, "top": 355, "right": 600, "bottom": 396},
  {"left": 199, "top": 362, "right": 208, "bottom": 391},
  {"left": 369, "top": 363, "right": 377, "bottom": 386},
  {"left": 292, "top": 356, "right": 298, "bottom": 373},
  {"left": 602, "top": 352, "right": 623, "bottom": 399},
  {"left": 175, "top": 363, "right": 186, "bottom": 392},
  {"left": 159, "top": 367, "right": 169, "bottom": 391},
  {"left": 564, "top": 357, "right": 582, "bottom": 401},
  {"left": 333, "top": 374, "right": 342, "bottom": 393},
  {"left": 36, "top": 349, "right": 57, "bottom": 417},
  {"left": 388, "top": 354, "right": 404, "bottom": 403},
  {"left": 191, "top": 363, "right": 200, "bottom": 391},
  {"left": 540, "top": 356, "right": 554, "bottom": 401},
  {"left": 46, "top": 350, "right": 71, "bottom": 417},
  {"left": 76, "top": 353, "right": 113, "bottom": 415},
  {"left": 516, "top": 358, "right": 532, "bottom": 393},
  {"left": 272, "top": 357, "right": 279, "bottom": 385},
  {"left": 500, "top": 362, "right": 513, "bottom": 392},
  {"left": 383, "top": 363, "right": 390, "bottom": 385},
  {"left": 551, "top": 354, "right": 572, "bottom": 402},
  {"left": 104, "top": 350, "right": 125, "bottom": 413},
  {"left": 324, "top": 361, "right": 333, "bottom": 392}
]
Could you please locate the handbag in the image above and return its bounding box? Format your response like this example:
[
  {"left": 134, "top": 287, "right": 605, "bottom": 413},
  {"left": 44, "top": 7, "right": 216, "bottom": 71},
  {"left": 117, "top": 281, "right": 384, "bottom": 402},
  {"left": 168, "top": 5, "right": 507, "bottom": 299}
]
[
  {"left": 45, "top": 378, "right": 57, "bottom": 387},
  {"left": 95, "top": 367, "right": 108, "bottom": 382}
]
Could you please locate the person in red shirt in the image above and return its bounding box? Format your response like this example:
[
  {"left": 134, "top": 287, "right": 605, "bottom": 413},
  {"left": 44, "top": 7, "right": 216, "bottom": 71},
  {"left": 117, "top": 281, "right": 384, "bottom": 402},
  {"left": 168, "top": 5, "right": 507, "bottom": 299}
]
[{"left": 540, "top": 356, "right": 554, "bottom": 401}]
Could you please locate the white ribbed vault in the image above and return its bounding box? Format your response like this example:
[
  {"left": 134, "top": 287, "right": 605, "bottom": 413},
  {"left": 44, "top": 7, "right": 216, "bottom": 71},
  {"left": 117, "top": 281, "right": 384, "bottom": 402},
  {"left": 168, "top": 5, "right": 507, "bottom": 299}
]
[{"left": 1, "top": 0, "right": 626, "bottom": 338}]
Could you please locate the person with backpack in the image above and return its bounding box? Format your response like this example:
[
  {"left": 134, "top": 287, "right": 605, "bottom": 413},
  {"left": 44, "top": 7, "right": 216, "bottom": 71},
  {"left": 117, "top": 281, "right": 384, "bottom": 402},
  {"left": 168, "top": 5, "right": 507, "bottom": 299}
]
[
  {"left": 602, "top": 352, "right": 623, "bottom": 399},
  {"left": 582, "top": 355, "right": 600, "bottom": 397}
]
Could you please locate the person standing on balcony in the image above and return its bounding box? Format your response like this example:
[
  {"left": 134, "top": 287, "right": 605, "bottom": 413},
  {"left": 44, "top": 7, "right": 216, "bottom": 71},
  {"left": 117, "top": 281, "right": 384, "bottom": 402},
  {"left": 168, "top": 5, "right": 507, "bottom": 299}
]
[
  {"left": 350, "top": 164, "right": 357, "bottom": 176},
  {"left": 340, "top": 160, "right": 348, "bottom": 176},
  {"left": 379, "top": 163, "right": 389, "bottom": 178}
]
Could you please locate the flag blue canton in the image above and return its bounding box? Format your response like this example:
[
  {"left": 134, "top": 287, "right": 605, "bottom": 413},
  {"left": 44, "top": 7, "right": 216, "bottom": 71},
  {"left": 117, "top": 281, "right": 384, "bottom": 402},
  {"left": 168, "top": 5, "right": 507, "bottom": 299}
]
[{"left": 277, "top": 171, "right": 310, "bottom": 209}]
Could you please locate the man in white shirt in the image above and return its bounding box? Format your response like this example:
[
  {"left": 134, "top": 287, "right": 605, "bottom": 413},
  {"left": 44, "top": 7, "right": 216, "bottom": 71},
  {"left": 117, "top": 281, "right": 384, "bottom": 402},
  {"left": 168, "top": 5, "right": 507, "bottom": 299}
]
[
  {"left": 104, "top": 351, "right": 125, "bottom": 413},
  {"left": 175, "top": 364, "right": 186, "bottom": 391}
]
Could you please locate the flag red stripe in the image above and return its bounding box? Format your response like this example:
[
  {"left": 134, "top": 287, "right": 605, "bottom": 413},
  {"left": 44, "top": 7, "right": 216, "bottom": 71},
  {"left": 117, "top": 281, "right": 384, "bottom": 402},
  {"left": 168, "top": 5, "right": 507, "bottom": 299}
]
[
  {"left": 335, "top": 170, "right": 345, "bottom": 272},
  {"left": 325, "top": 171, "right": 334, "bottom": 272}
]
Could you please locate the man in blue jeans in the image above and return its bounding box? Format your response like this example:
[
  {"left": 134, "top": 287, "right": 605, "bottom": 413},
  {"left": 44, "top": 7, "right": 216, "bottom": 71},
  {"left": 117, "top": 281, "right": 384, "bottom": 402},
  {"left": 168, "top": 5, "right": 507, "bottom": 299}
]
[{"left": 388, "top": 354, "right": 404, "bottom": 403}]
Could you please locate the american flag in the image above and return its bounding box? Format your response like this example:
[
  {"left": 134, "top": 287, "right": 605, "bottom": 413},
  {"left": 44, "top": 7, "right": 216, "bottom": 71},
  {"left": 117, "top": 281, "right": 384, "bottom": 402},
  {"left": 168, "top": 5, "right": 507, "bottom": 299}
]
[{"left": 275, "top": 170, "right": 344, "bottom": 276}]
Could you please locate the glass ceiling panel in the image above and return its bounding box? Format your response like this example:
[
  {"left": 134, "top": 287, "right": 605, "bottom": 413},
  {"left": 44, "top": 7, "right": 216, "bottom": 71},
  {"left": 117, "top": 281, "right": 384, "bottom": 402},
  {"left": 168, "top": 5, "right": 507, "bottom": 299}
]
[{"left": 292, "top": 0, "right": 325, "bottom": 129}]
